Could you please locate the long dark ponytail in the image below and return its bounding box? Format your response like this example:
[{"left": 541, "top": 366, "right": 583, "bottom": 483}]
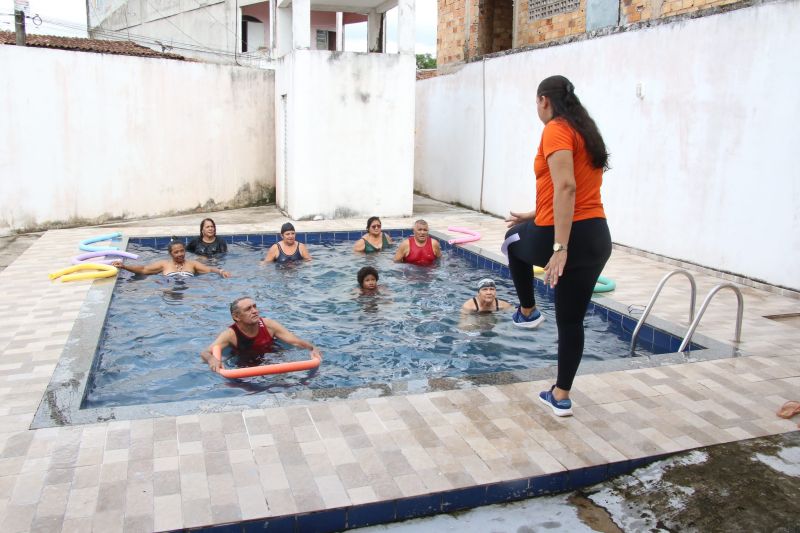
[{"left": 537, "top": 75, "right": 609, "bottom": 171}]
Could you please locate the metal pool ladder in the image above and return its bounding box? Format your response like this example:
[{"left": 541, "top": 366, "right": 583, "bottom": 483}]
[
  {"left": 630, "top": 269, "right": 697, "bottom": 354},
  {"left": 630, "top": 269, "right": 744, "bottom": 354},
  {"left": 678, "top": 283, "right": 743, "bottom": 352}
]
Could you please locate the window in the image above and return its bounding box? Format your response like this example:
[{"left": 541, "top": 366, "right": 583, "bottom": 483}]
[
  {"left": 528, "top": 0, "right": 580, "bottom": 21},
  {"left": 242, "top": 15, "right": 265, "bottom": 52}
]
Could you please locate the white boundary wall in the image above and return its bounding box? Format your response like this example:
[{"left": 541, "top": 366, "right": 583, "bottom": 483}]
[
  {"left": 0, "top": 45, "right": 275, "bottom": 232},
  {"left": 415, "top": 1, "right": 800, "bottom": 290},
  {"left": 275, "top": 50, "right": 415, "bottom": 219}
]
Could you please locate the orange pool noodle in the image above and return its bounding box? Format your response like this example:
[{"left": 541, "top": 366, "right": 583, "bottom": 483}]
[{"left": 213, "top": 345, "right": 321, "bottom": 379}]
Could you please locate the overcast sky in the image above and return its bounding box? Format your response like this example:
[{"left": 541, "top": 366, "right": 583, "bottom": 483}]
[{"left": 1, "top": 0, "right": 438, "bottom": 56}]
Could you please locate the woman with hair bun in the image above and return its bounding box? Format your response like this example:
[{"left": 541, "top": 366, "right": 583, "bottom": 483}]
[{"left": 503, "top": 75, "right": 612, "bottom": 417}]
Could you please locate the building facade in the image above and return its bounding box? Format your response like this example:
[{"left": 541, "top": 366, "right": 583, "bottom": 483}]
[{"left": 438, "top": 0, "right": 744, "bottom": 66}]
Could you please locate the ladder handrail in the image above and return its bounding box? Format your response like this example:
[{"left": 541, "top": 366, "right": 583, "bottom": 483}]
[
  {"left": 678, "top": 283, "right": 743, "bottom": 352},
  {"left": 630, "top": 269, "right": 697, "bottom": 354}
]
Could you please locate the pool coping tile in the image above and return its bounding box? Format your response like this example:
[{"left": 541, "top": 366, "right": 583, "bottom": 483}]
[{"left": 31, "top": 230, "right": 732, "bottom": 429}]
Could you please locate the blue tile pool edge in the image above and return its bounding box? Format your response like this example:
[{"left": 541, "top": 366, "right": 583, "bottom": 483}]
[
  {"left": 31, "top": 229, "right": 738, "bottom": 429},
  {"left": 177, "top": 454, "right": 674, "bottom": 532}
]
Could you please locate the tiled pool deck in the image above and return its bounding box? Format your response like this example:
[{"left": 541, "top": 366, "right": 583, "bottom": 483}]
[{"left": 1, "top": 199, "right": 798, "bottom": 532}]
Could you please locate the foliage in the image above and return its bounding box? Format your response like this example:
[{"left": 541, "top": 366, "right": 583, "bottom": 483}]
[{"left": 415, "top": 53, "right": 437, "bottom": 69}]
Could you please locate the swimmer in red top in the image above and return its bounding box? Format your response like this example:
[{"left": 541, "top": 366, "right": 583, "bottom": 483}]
[
  {"left": 200, "top": 297, "right": 322, "bottom": 372},
  {"left": 393, "top": 219, "right": 442, "bottom": 266}
]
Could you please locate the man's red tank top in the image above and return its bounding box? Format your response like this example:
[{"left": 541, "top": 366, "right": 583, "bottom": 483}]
[
  {"left": 404, "top": 236, "right": 437, "bottom": 266},
  {"left": 229, "top": 318, "right": 274, "bottom": 356}
]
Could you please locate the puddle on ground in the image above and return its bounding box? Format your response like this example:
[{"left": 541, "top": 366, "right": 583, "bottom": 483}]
[{"left": 586, "top": 432, "right": 800, "bottom": 532}]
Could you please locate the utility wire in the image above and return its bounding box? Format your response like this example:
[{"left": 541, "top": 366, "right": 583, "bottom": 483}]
[
  {"left": 191, "top": 0, "right": 240, "bottom": 41},
  {"left": 4, "top": 10, "right": 269, "bottom": 63},
  {"left": 32, "top": 13, "right": 242, "bottom": 58},
  {"left": 143, "top": 0, "right": 219, "bottom": 50}
]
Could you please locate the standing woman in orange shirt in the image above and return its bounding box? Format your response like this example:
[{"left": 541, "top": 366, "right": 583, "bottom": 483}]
[{"left": 503, "top": 75, "right": 612, "bottom": 417}]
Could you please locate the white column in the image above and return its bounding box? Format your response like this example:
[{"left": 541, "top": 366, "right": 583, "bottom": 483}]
[
  {"left": 367, "top": 9, "right": 383, "bottom": 52},
  {"left": 397, "top": 0, "right": 415, "bottom": 54},
  {"left": 292, "top": 0, "right": 310, "bottom": 50},
  {"left": 335, "top": 12, "right": 343, "bottom": 51},
  {"left": 276, "top": 5, "right": 293, "bottom": 57},
  {"left": 269, "top": 0, "right": 277, "bottom": 58},
  {"left": 233, "top": 1, "right": 242, "bottom": 54}
]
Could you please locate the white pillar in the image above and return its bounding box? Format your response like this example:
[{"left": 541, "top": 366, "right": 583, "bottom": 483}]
[
  {"left": 233, "top": 1, "right": 242, "bottom": 54},
  {"left": 397, "top": 0, "right": 415, "bottom": 54},
  {"left": 269, "top": 0, "right": 277, "bottom": 58},
  {"left": 276, "top": 5, "right": 293, "bottom": 57},
  {"left": 335, "top": 12, "right": 343, "bottom": 51},
  {"left": 292, "top": 0, "right": 310, "bottom": 50},
  {"left": 367, "top": 9, "right": 383, "bottom": 53}
]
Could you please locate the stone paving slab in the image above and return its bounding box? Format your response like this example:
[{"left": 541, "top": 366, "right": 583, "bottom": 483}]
[{"left": 0, "top": 199, "right": 798, "bottom": 532}]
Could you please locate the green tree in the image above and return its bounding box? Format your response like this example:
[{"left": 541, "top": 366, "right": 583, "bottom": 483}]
[{"left": 416, "top": 53, "right": 437, "bottom": 69}]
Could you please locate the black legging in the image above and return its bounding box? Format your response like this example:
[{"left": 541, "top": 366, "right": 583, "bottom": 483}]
[{"left": 505, "top": 217, "right": 611, "bottom": 391}]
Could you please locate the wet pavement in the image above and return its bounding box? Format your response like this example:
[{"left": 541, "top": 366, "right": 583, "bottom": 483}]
[{"left": 361, "top": 431, "right": 800, "bottom": 532}]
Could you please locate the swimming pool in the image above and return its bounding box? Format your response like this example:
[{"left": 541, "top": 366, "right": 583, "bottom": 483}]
[
  {"left": 79, "top": 230, "right": 699, "bottom": 408},
  {"left": 34, "top": 229, "right": 728, "bottom": 427}
]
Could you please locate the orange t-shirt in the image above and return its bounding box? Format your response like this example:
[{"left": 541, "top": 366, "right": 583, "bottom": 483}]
[{"left": 534, "top": 118, "right": 605, "bottom": 226}]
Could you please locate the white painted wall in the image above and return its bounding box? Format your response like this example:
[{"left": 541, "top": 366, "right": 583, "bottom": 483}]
[
  {"left": 415, "top": 1, "right": 800, "bottom": 290},
  {"left": 0, "top": 45, "right": 275, "bottom": 232},
  {"left": 94, "top": 0, "right": 237, "bottom": 64},
  {"left": 275, "top": 49, "right": 415, "bottom": 219}
]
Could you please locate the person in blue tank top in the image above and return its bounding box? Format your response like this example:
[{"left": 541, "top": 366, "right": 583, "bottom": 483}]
[{"left": 262, "top": 223, "right": 312, "bottom": 263}]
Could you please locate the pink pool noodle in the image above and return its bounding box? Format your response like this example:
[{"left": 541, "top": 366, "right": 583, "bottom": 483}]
[{"left": 447, "top": 226, "right": 481, "bottom": 245}]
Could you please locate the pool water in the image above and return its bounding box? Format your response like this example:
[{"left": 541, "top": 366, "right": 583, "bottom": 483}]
[{"left": 83, "top": 238, "right": 670, "bottom": 408}]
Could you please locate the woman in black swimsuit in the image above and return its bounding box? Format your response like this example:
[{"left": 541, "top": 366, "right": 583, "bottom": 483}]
[
  {"left": 187, "top": 218, "right": 228, "bottom": 256},
  {"left": 460, "top": 278, "right": 513, "bottom": 313},
  {"left": 262, "top": 222, "right": 312, "bottom": 263}
]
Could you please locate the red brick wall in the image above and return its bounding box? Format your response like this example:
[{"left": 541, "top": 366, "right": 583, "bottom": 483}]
[
  {"left": 516, "top": 0, "right": 586, "bottom": 47},
  {"left": 438, "top": 0, "right": 468, "bottom": 65},
  {"left": 439, "top": 0, "right": 750, "bottom": 65}
]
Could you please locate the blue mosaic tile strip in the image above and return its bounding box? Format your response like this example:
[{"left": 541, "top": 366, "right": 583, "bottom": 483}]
[
  {"left": 670, "top": 335, "right": 682, "bottom": 352},
  {"left": 607, "top": 459, "right": 633, "bottom": 478},
  {"left": 187, "top": 457, "right": 667, "bottom": 532},
  {"left": 530, "top": 471, "right": 567, "bottom": 496},
  {"left": 296, "top": 508, "right": 347, "bottom": 533},
  {"left": 441, "top": 485, "right": 485, "bottom": 513},
  {"left": 485, "top": 477, "right": 531, "bottom": 503},
  {"left": 396, "top": 493, "right": 443, "bottom": 520},
  {"left": 565, "top": 464, "right": 609, "bottom": 490},
  {"left": 346, "top": 500, "right": 396, "bottom": 529}
]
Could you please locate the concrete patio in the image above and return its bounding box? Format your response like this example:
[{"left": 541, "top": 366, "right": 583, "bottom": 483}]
[{"left": 0, "top": 198, "right": 798, "bottom": 532}]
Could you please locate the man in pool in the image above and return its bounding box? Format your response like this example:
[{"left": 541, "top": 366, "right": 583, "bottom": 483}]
[
  {"left": 112, "top": 241, "right": 231, "bottom": 278},
  {"left": 200, "top": 297, "right": 322, "bottom": 372},
  {"left": 393, "top": 219, "right": 442, "bottom": 266},
  {"left": 461, "top": 278, "right": 514, "bottom": 313}
]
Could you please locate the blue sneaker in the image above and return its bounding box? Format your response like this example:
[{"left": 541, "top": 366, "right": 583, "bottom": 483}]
[
  {"left": 512, "top": 306, "right": 544, "bottom": 329},
  {"left": 539, "top": 386, "right": 573, "bottom": 417}
]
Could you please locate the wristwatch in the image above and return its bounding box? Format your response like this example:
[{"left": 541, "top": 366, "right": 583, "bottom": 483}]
[{"left": 553, "top": 242, "right": 567, "bottom": 252}]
